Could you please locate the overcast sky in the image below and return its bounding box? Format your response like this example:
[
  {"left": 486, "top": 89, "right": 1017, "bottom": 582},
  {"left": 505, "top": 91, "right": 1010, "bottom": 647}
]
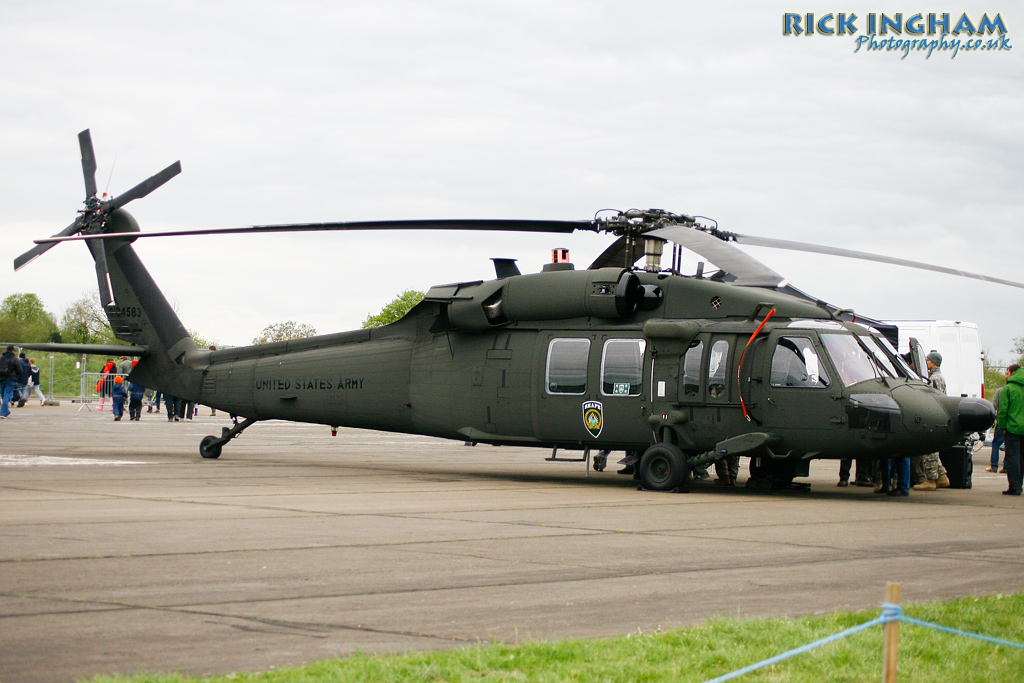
[{"left": 2, "top": 1, "right": 1021, "bottom": 361}]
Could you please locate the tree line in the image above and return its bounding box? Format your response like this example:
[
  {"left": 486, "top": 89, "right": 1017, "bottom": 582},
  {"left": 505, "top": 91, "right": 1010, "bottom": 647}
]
[{"left": 1, "top": 289, "right": 424, "bottom": 397}]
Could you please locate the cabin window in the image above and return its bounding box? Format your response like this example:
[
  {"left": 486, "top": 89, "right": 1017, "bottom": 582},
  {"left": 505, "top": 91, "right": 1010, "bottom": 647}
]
[
  {"left": 546, "top": 338, "right": 590, "bottom": 394},
  {"left": 770, "top": 337, "right": 831, "bottom": 388},
  {"left": 708, "top": 339, "right": 729, "bottom": 399},
  {"left": 601, "top": 339, "right": 646, "bottom": 396},
  {"left": 682, "top": 340, "right": 703, "bottom": 398}
]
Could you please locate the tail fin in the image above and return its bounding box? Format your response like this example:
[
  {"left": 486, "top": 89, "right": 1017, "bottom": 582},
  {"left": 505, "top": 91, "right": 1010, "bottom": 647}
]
[{"left": 94, "top": 208, "right": 201, "bottom": 398}]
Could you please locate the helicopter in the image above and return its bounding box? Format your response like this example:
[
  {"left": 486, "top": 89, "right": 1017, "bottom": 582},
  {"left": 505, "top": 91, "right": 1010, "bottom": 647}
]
[{"left": 11, "top": 129, "right": 1013, "bottom": 492}]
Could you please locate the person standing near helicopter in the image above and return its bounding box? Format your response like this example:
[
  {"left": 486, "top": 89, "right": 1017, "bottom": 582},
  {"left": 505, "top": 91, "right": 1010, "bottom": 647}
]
[
  {"left": 987, "top": 368, "right": 1011, "bottom": 473},
  {"left": 998, "top": 363, "right": 1023, "bottom": 496},
  {"left": 0, "top": 346, "right": 20, "bottom": 418},
  {"left": 97, "top": 358, "right": 116, "bottom": 411},
  {"left": 913, "top": 352, "right": 951, "bottom": 491}
]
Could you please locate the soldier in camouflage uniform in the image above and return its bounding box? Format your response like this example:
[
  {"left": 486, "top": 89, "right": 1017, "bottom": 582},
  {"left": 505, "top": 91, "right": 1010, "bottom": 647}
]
[{"left": 913, "top": 351, "right": 950, "bottom": 491}]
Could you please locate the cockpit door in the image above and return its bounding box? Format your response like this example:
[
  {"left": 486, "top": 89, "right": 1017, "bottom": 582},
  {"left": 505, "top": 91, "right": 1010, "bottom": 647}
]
[
  {"left": 907, "top": 337, "right": 927, "bottom": 377},
  {"left": 762, "top": 332, "right": 843, "bottom": 447}
]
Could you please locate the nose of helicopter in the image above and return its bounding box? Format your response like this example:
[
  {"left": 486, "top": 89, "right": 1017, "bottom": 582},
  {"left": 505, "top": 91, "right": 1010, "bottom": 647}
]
[
  {"left": 883, "top": 387, "right": 993, "bottom": 455},
  {"left": 954, "top": 396, "right": 995, "bottom": 433}
]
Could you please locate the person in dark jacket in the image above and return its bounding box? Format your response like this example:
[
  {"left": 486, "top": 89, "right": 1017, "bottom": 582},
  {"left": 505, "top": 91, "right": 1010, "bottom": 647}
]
[
  {"left": 164, "top": 394, "right": 180, "bottom": 421},
  {"left": 998, "top": 363, "right": 1024, "bottom": 496},
  {"left": 27, "top": 358, "right": 46, "bottom": 405},
  {"left": 0, "top": 346, "right": 19, "bottom": 418},
  {"left": 127, "top": 381, "right": 145, "bottom": 421},
  {"left": 16, "top": 353, "right": 31, "bottom": 407}
]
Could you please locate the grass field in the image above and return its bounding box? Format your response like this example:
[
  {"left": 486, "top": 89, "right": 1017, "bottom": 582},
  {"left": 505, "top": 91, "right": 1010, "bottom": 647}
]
[{"left": 84, "top": 592, "right": 1024, "bottom": 683}]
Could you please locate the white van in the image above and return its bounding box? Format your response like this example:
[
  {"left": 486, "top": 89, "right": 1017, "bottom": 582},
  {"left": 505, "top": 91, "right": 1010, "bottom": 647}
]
[{"left": 884, "top": 320, "right": 985, "bottom": 399}]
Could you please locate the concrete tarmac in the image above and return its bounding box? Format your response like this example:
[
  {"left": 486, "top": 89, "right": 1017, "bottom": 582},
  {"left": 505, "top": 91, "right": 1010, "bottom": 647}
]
[{"left": 1, "top": 402, "right": 1022, "bottom": 682}]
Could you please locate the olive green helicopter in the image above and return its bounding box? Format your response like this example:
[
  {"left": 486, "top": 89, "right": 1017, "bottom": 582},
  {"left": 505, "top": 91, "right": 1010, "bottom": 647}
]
[{"left": 13, "top": 129, "right": 1016, "bottom": 491}]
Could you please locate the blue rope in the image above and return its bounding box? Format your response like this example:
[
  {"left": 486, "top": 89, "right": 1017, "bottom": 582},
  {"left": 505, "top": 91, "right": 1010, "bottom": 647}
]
[
  {"left": 899, "top": 616, "right": 1024, "bottom": 650},
  {"left": 881, "top": 602, "right": 902, "bottom": 622},
  {"left": 700, "top": 602, "right": 1024, "bottom": 683},
  {"left": 700, "top": 617, "right": 886, "bottom": 683},
  {"left": 885, "top": 602, "right": 1024, "bottom": 649}
]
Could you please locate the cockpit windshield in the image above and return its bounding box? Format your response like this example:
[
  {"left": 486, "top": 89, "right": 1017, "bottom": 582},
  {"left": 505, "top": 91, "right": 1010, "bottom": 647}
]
[
  {"left": 821, "top": 334, "right": 882, "bottom": 386},
  {"left": 819, "top": 332, "right": 911, "bottom": 387},
  {"left": 860, "top": 335, "right": 900, "bottom": 378},
  {"left": 877, "top": 335, "right": 922, "bottom": 380}
]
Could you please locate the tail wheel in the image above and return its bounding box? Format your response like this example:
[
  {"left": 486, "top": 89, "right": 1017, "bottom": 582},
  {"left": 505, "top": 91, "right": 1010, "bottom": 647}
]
[
  {"left": 199, "top": 435, "right": 223, "bottom": 460},
  {"left": 639, "top": 443, "right": 688, "bottom": 491}
]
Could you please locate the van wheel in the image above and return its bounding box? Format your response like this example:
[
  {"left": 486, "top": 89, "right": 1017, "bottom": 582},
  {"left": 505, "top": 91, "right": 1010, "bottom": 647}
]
[{"left": 639, "top": 443, "right": 688, "bottom": 491}]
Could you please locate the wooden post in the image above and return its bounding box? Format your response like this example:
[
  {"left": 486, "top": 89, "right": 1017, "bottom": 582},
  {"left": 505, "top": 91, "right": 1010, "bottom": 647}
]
[{"left": 882, "top": 582, "right": 901, "bottom": 683}]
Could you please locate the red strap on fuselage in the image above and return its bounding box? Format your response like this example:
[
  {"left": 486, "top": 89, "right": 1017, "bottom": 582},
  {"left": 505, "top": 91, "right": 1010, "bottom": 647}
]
[{"left": 737, "top": 308, "right": 776, "bottom": 421}]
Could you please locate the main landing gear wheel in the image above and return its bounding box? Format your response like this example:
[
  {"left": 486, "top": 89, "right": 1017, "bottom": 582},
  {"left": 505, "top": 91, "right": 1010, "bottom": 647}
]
[
  {"left": 593, "top": 450, "right": 608, "bottom": 472},
  {"left": 199, "top": 435, "right": 223, "bottom": 459},
  {"left": 639, "top": 443, "right": 689, "bottom": 491}
]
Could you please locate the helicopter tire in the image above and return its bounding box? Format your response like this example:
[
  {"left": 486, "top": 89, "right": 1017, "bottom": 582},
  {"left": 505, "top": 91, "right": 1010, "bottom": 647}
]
[
  {"left": 639, "top": 443, "right": 688, "bottom": 491},
  {"left": 593, "top": 451, "right": 607, "bottom": 472},
  {"left": 199, "top": 435, "right": 223, "bottom": 460}
]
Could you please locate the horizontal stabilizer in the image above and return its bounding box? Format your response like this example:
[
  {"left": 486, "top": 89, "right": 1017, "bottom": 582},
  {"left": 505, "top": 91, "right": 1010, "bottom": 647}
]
[{"left": 2, "top": 342, "right": 149, "bottom": 356}]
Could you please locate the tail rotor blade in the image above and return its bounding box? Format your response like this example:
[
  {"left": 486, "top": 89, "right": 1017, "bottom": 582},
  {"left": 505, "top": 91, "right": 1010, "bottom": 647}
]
[
  {"left": 78, "top": 129, "right": 98, "bottom": 199},
  {"left": 108, "top": 160, "right": 182, "bottom": 210},
  {"left": 14, "top": 219, "right": 81, "bottom": 271},
  {"left": 17, "top": 130, "right": 183, "bottom": 271}
]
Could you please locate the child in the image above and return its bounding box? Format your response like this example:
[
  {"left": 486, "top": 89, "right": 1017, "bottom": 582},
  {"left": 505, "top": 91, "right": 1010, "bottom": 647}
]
[
  {"left": 128, "top": 381, "right": 145, "bottom": 421},
  {"left": 111, "top": 376, "right": 127, "bottom": 421}
]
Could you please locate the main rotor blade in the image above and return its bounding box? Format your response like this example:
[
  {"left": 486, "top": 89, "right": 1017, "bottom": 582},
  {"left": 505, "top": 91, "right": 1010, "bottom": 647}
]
[
  {"left": 650, "top": 225, "right": 786, "bottom": 287},
  {"left": 78, "top": 129, "right": 97, "bottom": 199},
  {"left": 33, "top": 218, "right": 588, "bottom": 244},
  {"left": 14, "top": 219, "right": 82, "bottom": 271},
  {"left": 107, "top": 160, "right": 182, "bottom": 211},
  {"left": 731, "top": 233, "right": 1024, "bottom": 290}
]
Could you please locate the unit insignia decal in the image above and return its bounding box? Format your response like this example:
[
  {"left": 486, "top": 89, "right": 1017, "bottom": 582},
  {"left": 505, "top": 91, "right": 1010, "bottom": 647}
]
[{"left": 582, "top": 400, "right": 604, "bottom": 438}]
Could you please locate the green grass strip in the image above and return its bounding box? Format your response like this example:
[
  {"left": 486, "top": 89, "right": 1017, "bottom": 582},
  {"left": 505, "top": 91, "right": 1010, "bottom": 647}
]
[{"left": 84, "top": 592, "right": 1024, "bottom": 683}]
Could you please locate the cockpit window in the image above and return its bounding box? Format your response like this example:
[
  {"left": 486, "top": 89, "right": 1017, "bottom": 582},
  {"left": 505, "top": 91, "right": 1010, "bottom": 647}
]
[
  {"left": 770, "top": 337, "right": 831, "bottom": 388},
  {"left": 682, "top": 340, "right": 703, "bottom": 398},
  {"left": 820, "top": 333, "right": 886, "bottom": 387}
]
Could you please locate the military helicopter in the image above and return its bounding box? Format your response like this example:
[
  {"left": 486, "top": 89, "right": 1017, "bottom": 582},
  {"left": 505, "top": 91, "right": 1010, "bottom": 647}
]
[{"left": 12, "top": 129, "right": 1014, "bottom": 491}]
